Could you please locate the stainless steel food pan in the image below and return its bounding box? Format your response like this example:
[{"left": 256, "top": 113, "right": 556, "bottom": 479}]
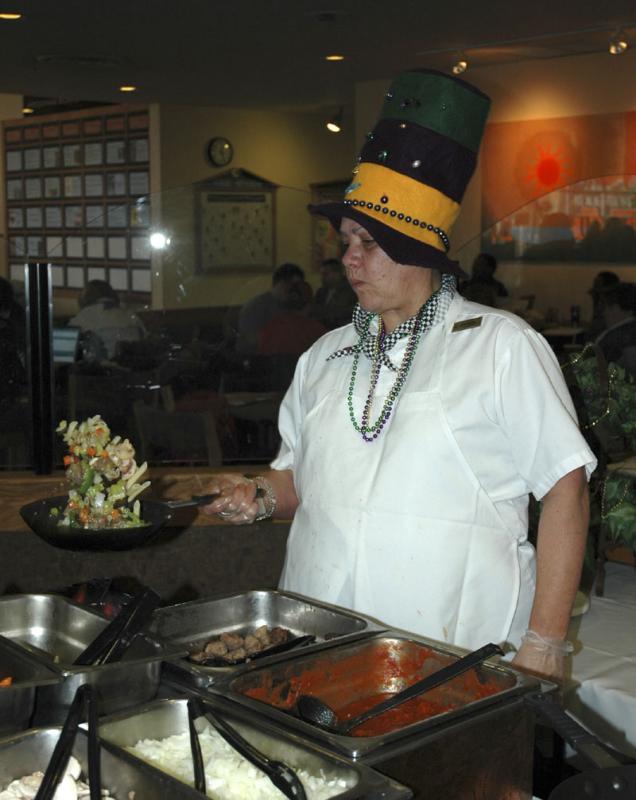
[
  {"left": 149, "top": 589, "right": 384, "bottom": 688},
  {"left": 0, "top": 594, "right": 184, "bottom": 724},
  {"left": 0, "top": 726, "right": 203, "bottom": 799},
  {"left": 0, "top": 637, "right": 60, "bottom": 736},
  {"left": 215, "top": 632, "right": 540, "bottom": 760},
  {"left": 99, "top": 696, "right": 412, "bottom": 799}
]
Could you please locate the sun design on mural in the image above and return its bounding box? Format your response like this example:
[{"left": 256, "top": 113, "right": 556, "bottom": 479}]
[{"left": 526, "top": 143, "right": 572, "bottom": 190}]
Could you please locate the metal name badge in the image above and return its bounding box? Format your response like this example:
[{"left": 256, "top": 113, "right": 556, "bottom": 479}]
[{"left": 452, "top": 317, "right": 483, "bottom": 332}]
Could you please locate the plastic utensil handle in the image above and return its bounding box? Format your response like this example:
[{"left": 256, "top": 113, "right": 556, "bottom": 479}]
[
  {"left": 167, "top": 488, "right": 265, "bottom": 509},
  {"left": 203, "top": 706, "right": 306, "bottom": 800},
  {"left": 85, "top": 685, "right": 101, "bottom": 800},
  {"left": 187, "top": 699, "right": 207, "bottom": 794},
  {"left": 166, "top": 493, "right": 220, "bottom": 509},
  {"left": 34, "top": 685, "right": 87, "bottom": 800},
  {"left": 343, "top": 642, "right": 503, "bottom": 733},
  {"left": 96, "top": 588, "right": 161, "bottom": 664},
  {"left": 526, "top": 692, "right": 620, "bottom": 771},
  {"left": 249, "top": 634, "right": 316, "bottom": 661},
  {"left": 74, "top": 588, "right": 160, "bottom": 666}
]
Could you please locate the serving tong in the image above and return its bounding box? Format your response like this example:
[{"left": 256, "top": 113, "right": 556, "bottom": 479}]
[
  {"left": 188, "top": 633, "right": 316, "bottom": 667},
  {"left": 74, "top": 587, "right": 161, "bottom": 666},
  {"left": 187, "top": 697, "right": 307, "bottom": 800},
  {"left": 34, "top": 684, "right": 100, "bottom": 800}
]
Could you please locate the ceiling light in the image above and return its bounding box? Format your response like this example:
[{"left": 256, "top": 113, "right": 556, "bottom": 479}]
[
  {"left": 325, "top": 54, "right": 345, "bottom": 61},
  {"left": 452, "top": 58, "right": 468, "bottom": 75},
  {"left": 326, "top": 108, "right": 343, "bottom": 133},
  {"left": 609, "top": 31, "right": 628, "bottom": 55},
  {"left": 119, "top": 85, "right": 137, "bottom": 92},
  {"left": 0, "top": 12, "right": 22, "bottom": 20},
  {"left": 22, "top": 107, "right": 34, "bottom": 115}
]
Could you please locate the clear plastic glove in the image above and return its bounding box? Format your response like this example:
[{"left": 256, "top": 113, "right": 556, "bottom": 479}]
[
  {"left": 511, "top": 630, "right": 573, "bottom": 682},
  {"left": 200, "top": 473, "right": 268, "bottom": 525}
]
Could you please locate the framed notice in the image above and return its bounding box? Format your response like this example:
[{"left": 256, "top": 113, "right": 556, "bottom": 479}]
[
  {"left": 24, "top": 148, "right": 41, "bottom": 170},
  {"left": 3, "top": 103, "right": 152, "bottom": 293},
  {"left": 25, "top": 178, "right": 42, "bottom": 199},
  {"left": 195, "top": 170, "right": 276, "bottom": 272},
  {"left": 8, "top": 208, "right": 24, "bottom": 228},
  {"left": 45, "top": 206, "right": 63, "bottom": 228},
  {"left": 43, "top": 146, "right": 61, "bottom": 168},
  {"left": 84, "top": 173, "right": 104, "bottom": 196},
  {"left": 6, "top": 179, "right": 22, "bottom": 199},
  {"left": 86, "top": 205, "right": 105, "bottom": 228},
  {"left": 25, "top": 207, "right": 43, "bottom": 229},
  {"left": 44, "top": 176, "right": 61, "bottom": 198}
]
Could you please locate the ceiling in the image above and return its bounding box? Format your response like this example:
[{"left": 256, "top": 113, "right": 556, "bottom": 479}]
[{"left": 0, "top": 0, "right": 635, "bottom": 114}]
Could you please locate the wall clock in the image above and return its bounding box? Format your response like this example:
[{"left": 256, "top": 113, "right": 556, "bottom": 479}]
[{"left": 206, "top": 137, "right": 234, "bottom": 167}]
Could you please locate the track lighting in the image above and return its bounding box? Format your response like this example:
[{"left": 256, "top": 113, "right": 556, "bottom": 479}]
[
  {"left": 326, "top": 108, "right": 343, "bottom": 133},
  {"left": 452, "top": 57, "right": 468, "bottom": 75},
  {"left": 609, "top": 30, "right": 628, "bottom": 54}
]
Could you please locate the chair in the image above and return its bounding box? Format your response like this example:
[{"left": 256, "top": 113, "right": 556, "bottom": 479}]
[{"left": 133, "top": 401, "right": 222, "bottom": 467}]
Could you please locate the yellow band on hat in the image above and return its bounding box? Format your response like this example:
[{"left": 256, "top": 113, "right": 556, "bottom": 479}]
[{"left": 343, "top": 163, "right": 460, "bottom": 253}]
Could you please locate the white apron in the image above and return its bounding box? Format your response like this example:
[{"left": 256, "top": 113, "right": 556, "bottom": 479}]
[{"left": 279, "top": 301, "right": 534, "bottom": 650}]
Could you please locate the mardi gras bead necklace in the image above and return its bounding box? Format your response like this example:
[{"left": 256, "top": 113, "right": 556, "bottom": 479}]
[
  {"left": 328, "top": 273, "right": 455, "bottom": 442},
  {"left": 346, "top": 306, "right": 426, "bottom": 442}
]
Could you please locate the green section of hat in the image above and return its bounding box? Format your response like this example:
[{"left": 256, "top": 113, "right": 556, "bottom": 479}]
[{"left": 380, "top": 70, "right": 491, "bottom": 153}]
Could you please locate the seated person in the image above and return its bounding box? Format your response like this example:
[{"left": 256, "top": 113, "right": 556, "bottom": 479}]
[
  {"left": 260, "top": 280, "right": 327, "bottom": 356},
  {"left": 312, "top": 258, "right": 357, "bottom": 329},
  {"left": 595, "top": 282, "right": 636, "bottom": 377},
  {"left": 460, "top": 252, "right": 508, "bottom": 307},
  {"left": 69, "top": 280, "right": 145, "bottom": 361},
  {"left": 586, "top": 270, "right": 620, "bottom": 340},
  {"left": 236, "top": 263, "right": 304, "bottom": 353}
]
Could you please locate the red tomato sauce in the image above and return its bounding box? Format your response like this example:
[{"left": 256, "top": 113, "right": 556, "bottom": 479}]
[{"left": 236, "top": 640, "right": 507, "bottom": 737}]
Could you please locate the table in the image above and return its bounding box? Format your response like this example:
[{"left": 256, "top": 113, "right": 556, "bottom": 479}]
[
  {"left": 541, "top": 325, "right": 586, "bottom": 341},
  {"left": 565, "top": 562, "right": 636, "bottom": 759}
]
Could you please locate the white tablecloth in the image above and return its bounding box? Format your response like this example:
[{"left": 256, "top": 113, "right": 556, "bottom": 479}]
[{"left": 565, "top": 562, "right": 636, "bottom": 758}]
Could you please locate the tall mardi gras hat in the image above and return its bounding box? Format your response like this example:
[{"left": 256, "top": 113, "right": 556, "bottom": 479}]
[{"left": 309, "top": 69, "right": 491, "bottom": 277}]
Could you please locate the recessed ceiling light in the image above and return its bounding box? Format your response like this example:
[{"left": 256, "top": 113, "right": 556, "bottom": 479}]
[
  {"left": 325, "top": 54, "right": 345, "bottom": 61},
  {"left": 119, "top": 85, "right": 137, "bottom": 92},
  {"left": 0, "top": 12, "right": 22, "bottom": 19}
]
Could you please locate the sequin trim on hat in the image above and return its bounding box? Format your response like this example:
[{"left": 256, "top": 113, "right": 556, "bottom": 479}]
[{"left": 343, "top": 197, "right": 450, "bottom": 252}]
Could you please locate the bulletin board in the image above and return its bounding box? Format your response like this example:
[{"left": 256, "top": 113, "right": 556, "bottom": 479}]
[
  {"left": 195, "top": 169, "right": 276, "bottom": 272},
  {"left": 2, "top": 104, "right": 152, "bottom": 294}
]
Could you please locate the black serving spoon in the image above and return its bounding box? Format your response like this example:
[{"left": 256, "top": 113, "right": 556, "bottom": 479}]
[
  {"left": 188, "top": 696, "right": 307, "bottom": 800},
  {"left": 34, "top": 684, "right": 101, "bottom": 800},
  {"left": 296, "top": 641, "right": 503, "bottom": 734}
]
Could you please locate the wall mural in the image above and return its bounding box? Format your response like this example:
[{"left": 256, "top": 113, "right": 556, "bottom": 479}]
[{"left": 481, "top": 110, "right": 636, "bottom": 262}]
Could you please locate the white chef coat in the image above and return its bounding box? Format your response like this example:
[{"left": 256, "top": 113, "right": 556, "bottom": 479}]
[{"left": 272, "top": 294, "right": 596, "bottom": 649}]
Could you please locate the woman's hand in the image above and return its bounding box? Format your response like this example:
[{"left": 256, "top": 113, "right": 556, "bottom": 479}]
[
  {"left": 511, "top": 630, "right": 573, "bottom": 682},
  {"left": 201, "top": 473, "right": 265, "bottom": 525}
]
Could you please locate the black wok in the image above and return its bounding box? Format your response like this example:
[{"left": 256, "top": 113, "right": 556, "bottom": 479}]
[
  {"left": 527, "top": 693, "right": 636, "bottom": 800},
  {"left": 20, "top": 493, "right": 218, "bottom": 551}
]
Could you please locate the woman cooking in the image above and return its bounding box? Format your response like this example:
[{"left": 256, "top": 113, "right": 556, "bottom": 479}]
[{"left": 195, "top": 69, "right": 596, "bottom": 680}]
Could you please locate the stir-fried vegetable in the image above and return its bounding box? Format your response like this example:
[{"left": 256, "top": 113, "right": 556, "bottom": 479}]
[{"left": 56, "top": 416, "right": 150, "bottom": 529}]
